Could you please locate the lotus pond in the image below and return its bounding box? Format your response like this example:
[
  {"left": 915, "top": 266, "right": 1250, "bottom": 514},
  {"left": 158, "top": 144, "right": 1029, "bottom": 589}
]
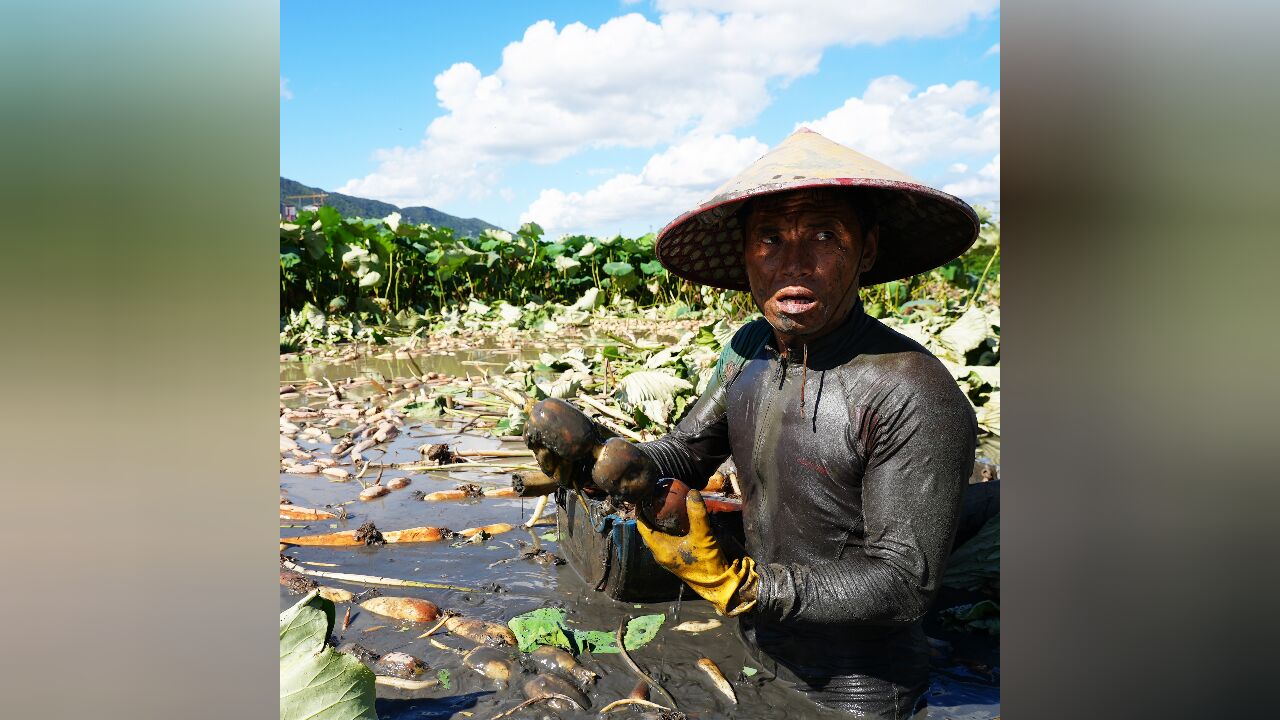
[{"left": 279, "top": 323, "right": 999, "bottom": 720}]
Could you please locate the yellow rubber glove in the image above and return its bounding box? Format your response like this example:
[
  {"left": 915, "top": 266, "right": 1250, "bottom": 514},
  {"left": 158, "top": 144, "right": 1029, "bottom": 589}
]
[{"left": 636, "top": 489, "right": 759, "bottom": 616}]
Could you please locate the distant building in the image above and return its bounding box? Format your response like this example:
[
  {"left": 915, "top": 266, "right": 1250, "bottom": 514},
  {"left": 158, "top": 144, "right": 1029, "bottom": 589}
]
[
  {"left": 281, "top": 203, "right": 298, "bottom": 221},
  {"left": 302, "top": 204, "right": 320, "bottom": 213}
]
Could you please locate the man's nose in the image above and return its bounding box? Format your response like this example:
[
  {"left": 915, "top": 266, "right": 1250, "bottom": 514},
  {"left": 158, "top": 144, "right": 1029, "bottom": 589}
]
[{"left": 778, "top": 239, "right": 816, "bottom": 277}]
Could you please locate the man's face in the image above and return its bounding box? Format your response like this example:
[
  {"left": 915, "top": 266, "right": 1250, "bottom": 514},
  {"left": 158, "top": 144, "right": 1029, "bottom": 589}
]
[{"left": 743, "top": 191, "right": 877, "bottom": 348}]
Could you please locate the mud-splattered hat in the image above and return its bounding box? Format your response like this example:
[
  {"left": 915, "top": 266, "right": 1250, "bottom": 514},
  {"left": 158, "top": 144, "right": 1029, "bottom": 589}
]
[{"left": 654, "top": 128, "right": 980, "bottom": 289}]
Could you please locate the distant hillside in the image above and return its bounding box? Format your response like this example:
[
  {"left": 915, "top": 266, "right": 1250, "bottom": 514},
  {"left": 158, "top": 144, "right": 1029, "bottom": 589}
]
[{"left": 280, "top": 177, "right": 503, "bottom": 237}]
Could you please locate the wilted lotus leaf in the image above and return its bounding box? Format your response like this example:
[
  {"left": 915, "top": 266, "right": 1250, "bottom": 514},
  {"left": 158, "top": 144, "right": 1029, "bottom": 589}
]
[{"left": 940, "top": 306, "right": 994, "bottom": 355}]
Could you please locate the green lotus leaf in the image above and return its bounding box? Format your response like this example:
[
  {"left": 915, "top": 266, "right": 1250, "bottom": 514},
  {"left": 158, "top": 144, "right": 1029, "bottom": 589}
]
[{"left": 280, "top": 591, "right": 376, "bottom": 720}]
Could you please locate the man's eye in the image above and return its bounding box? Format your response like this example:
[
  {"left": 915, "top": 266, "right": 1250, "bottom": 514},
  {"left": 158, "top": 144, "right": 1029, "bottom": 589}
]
[
  {"left": 760, "top": 235, "right": 780, "bottom": 245},
  {"left": 814, "top": 231, "right": 836, "bottom": 242}
]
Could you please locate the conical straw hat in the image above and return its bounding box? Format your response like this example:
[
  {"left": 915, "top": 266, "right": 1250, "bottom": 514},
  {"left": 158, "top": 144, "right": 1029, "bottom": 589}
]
[{"left": 654, "top": 128, "right": 980, "bottom": 289}]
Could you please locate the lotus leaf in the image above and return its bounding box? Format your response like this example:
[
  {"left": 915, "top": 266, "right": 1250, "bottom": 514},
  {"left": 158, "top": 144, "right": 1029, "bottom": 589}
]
[
  {"left": 498, "top": 302, "right": 523, "bottom": 326},
  {"left": 640, "top": 260, "right": 665, "bottom": 276},
  {"left": 616, "top": 370, "right": 692, "bottom": 405},
  {"left": 940, "top": 306, "right": 993, "bottom": 354},
  {"left": 507, "top": 609, "right": 665, "bottom": 654},
  {"left": 554, "top": 255, "right": 581, "bottom": 272},
  {"left": 280, "top": 590, "right": 376, "bottom": 720}
]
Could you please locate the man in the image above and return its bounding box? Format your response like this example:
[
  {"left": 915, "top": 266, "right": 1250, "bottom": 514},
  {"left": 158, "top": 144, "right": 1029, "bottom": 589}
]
[{"left": 526, "top": 129, "right": 980, "bottom": 718}]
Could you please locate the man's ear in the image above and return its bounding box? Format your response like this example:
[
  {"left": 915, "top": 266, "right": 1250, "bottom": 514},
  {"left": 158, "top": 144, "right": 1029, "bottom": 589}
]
[{"left": 859, "top": 226, "right": 879, "bottom": 274}]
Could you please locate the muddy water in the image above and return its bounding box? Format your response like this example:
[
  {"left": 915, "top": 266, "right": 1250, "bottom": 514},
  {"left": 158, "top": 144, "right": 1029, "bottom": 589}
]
[
  {"left": 280, "top": 346, "right": 999, "bottom": 720},
  {"left": 279, "top": 346, "right": 534, "bottom": 388}
]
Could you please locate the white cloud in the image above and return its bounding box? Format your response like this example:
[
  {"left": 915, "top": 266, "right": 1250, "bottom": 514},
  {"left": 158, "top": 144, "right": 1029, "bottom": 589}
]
[
  {"left": 338, "top": 1, "right": 998, "bottom": 207},
  {"left": 985, "top": 42, "right": 1000, "bottom": 56},
  {"left": 797, "top": 75, "right": 999, "bottom": 171},
  {"left": 280, "top": 77, "right": 293, "bottom": 101},
  {"left": 526, "top": 71, "right": 1002, "bottom": 235},
  {"left": 522, "top": 133, "right": 768, "bottom": 236},
  {"left": 657, "top": 1, "right": 999, "bottom": 45},
  {"left": 943, "top": 153, "right": 999, "bottom": 205}
]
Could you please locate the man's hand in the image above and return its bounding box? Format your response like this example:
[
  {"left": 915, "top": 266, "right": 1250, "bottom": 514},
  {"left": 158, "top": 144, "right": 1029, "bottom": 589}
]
[{"left": 636, "top": 489, "right": 759, "bottom": 616}]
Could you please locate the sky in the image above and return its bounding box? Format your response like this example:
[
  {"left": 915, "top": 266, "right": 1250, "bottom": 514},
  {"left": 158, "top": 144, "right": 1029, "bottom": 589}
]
[{"left": 281, "top": 1, "right": 1000, "bottom": 238}]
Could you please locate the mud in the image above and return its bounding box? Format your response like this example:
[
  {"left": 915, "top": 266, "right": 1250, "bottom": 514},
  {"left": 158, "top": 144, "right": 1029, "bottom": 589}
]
[
  {"left": 337, "top": 642, "right": 380, "bottom": 666},
  {"left": 424, "top": 443, "right": 458, "bottom": 465},
  {"left": 280, "top": 338, "right": 999, "bottom": 719},
  {"left": 354, "top": 521, "right": 386, "bottom": 546},
  {"left": 279, "top": 568, "right": 318, "bottom": 594},
  {"left": 375, "top": 651, "right": 430, "bottom": 679}
]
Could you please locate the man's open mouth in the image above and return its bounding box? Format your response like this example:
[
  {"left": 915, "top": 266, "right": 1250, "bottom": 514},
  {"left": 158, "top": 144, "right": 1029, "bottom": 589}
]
[{"left": 775, "top": 289, "right": 818, "bottom": 315}]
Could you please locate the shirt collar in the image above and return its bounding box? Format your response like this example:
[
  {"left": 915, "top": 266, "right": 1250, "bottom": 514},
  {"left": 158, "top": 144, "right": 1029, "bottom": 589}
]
[{"left": 764, "top": 298, "right": 870, "bottom": 369}]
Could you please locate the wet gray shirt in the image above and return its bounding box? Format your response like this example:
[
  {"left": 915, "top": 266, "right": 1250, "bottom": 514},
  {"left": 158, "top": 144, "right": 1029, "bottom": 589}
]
[{"left": 641, "top": 303, "right": 977, "bottom": 717}]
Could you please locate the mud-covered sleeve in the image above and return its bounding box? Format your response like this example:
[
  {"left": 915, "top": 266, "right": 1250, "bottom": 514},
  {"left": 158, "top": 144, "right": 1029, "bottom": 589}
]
[
  {"left": 635, "top": 319, "right": 767, "bottom": 489},
  {"left": 753, "top": 356, "right": 977, "bottom": 624}
]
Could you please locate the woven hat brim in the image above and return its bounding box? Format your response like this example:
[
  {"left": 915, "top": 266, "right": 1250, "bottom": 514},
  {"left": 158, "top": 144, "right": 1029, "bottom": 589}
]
[{"left": 654, "top": 178, "right": 980, "bottom": 291}]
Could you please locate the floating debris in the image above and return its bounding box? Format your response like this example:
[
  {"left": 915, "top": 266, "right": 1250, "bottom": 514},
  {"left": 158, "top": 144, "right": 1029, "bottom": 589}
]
[
  {"left": 358, "top": 596, "right": 440, "bottom": 623},
  {"left": 279, "top": 569, "right": 317, "bottom": 595},
  {"left": 529, "top": 645, "right": 597, "bottom": 688},
  {"left": 336, "top": 642, "right": 379, "bottom": 665},
  {"left": 423, "top": 484, "right": 483, "bottom": 502},
  {"left": 600, "top": 698, "right": 683, "bottom": 716},
  {"left": 278, "top": 503, "right": 337, "bottom": 521},
  {"left": 696, "top": 657, "right": 737, "bottom": 704},
  {"left": 522, "top": 673, "right": 590, "bottom": 711},
  {"left": 373, "top": 675, "right": 439, "bottom": 691},
  {"left": 511, "top": 470, "right": 557, "bottom": 497},
  {"left": 673, "top": 619, "right": 722, "bottom": 633},
  {"left": 374, "top": 651, "right": 428, "bottom": 679},
  {"left": 353, "top": 521, "right": 385, "bottom": 546},
  {"left": 444, "top": 616, "right": 517, "bottom": 646},
  {"left": 358, "top": 484, "right": 389, "bottom": 501},
  {"left": 421, "top": 443, "right": 457, "bottom": 465},
  {"left": 458, "top": 523, "right": 514, "bottom": 538},
  {"left": 462, "top": 646, "right": 516, "bottom": 688},
  {"left": 281, "top": 525, "right": 453, "bottom": 547},
  {"left": 616, "top": 617, "right": 677, "bottom": 708},
  {"left": 281, "top": 557, "right": 481, "bottom": 593},
  {"left": 318, "top": 586, "right": 354, "bottom": 603}
]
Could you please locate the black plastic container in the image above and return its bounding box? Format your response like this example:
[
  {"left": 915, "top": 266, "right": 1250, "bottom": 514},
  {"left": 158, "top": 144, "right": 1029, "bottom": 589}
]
[
  {"left": 555, "top": 488, "right": 745, "bottom": 603},
  {"left": 555, "top": 481, "right": 997, "bottom": 603}
]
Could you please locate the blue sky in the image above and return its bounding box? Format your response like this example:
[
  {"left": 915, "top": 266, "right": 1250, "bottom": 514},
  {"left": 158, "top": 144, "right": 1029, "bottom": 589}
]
[{"left": 282, "top": 1, "right": 1000, "bottom": 236}]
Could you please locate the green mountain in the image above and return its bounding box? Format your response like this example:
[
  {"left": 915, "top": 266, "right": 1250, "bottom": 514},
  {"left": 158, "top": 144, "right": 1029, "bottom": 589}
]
[{"left": 280, "top": 177, "right": 503, "bottom": 237}]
